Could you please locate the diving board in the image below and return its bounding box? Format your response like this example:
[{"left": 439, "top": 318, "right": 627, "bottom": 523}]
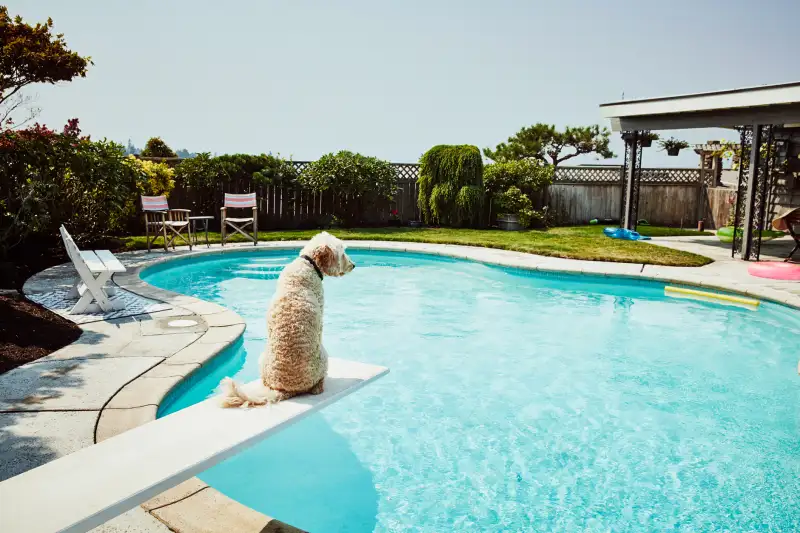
[{"left": 0, "top": 358, "right": 388, "bottom": 533}]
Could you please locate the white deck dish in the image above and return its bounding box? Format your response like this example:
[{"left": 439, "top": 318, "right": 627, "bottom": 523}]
[{"left": 0, "top": 358, "right": 388, "bottom": 533}]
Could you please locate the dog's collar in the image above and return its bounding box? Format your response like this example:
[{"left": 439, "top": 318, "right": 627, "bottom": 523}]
[{"left": 301, "top": 254, "right": 324, "bottom": 280}]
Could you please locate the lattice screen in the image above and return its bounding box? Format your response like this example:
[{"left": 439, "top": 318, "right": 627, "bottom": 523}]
[{"left": 554, "top": 166, "right": 700, "bottom": 183}]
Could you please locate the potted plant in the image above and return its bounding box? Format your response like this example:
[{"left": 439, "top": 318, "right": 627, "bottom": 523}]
[
  {"left": 387, "top": 209, "right": 402, "bottom": 227},
  {"left": 658, "top": 137, "right": 690, "bottom": 156},
  {"left": 495, "top": 186, "right": 532, "bottom": 231},
  {"left": 639, "top": 131, "right": 660, "bottom": 148}
]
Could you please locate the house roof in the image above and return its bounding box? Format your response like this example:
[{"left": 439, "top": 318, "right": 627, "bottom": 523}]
[{"left": 600, "top": 81, "right": 800, "bottom": 131}]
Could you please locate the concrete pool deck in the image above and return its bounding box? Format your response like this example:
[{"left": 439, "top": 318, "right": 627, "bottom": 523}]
[{"left": 2, "top": 238, "right": 798, "bottom": 532}]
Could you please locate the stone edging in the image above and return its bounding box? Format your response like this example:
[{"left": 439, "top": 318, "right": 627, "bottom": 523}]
[{"left": 22, "top": 240, "right": 800, "bottom": 532}]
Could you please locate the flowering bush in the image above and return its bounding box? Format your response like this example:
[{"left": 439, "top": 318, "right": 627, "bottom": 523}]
[{"left": 0, "top": 119, "right": 147, "bottom": 256}]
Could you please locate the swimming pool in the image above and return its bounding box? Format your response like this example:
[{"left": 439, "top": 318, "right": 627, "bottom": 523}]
[{"left": 144, "top": 249, "right": 800, "bottom": 532}]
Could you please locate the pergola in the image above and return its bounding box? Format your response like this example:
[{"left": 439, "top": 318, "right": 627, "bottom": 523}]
[{"left": 600, "top": 81, "right": 800, "bottom": 260}]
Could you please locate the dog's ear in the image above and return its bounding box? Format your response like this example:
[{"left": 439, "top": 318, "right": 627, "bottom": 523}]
[{"left": 312, "top": 244, "right": 336, "bottom": 275}]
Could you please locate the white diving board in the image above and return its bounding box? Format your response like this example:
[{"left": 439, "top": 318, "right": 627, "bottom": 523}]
[{"left": 0, "top": 358, "right": 388, "bottom": 533}]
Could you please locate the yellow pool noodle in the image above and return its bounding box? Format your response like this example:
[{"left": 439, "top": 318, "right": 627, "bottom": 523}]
[{"left": 664, "top": 286, "right": 760, "bottom": 309}]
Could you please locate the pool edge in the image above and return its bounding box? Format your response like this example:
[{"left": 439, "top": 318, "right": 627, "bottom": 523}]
[{"left": 21, "top": 240, "right": 800, "bottom": 533}]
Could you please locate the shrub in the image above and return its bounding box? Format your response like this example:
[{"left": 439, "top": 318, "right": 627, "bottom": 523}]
[
  {"left": 483, "top": 159, "right": 552, "bottom": 197},
  {"left": 0, "top": 119, "right": 146, "bottom": 255},
  {"left": 140, "top": 137, "right": 177, "bottom": 158},
  {"left": 173, "top": 153, "right": 296, "bottom": 215},
  {"left": 298, "top": 151, "right": 395, "bottom": 225},
  {"left": 215, "top": 153, "right": 297, "bottom": 187},
  {"left": 495, "top": 186, "right": 536, "bottom": 227},
  {"left": 417, "top": 145, "right": 483, "bottom": 226},
  {"left": 128, "top": 157, "right": 175, "bottom": 197},
  {"left": 484, "top": 160, "right": 553, "bottom": 228}
]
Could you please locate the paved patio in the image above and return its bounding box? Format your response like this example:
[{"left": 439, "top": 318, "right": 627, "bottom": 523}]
[{"left": 1, "top": 239, "right": 797, "bottom": 532}]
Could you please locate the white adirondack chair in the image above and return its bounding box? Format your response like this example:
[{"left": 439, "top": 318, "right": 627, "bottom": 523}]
[
  {"left": 221, "top": 192, "right": 258, "bottom": 245},
  {"left": 59, "top": 225, "right": 127, "bottom": 314}
]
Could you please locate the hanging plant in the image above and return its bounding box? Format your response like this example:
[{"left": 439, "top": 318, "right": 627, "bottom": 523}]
[
  {"left": 638, "top": 131, "right": 660, "bottom": 148},
  {"left": 658, "top": 137, "right": 690, "bottom": 156}
]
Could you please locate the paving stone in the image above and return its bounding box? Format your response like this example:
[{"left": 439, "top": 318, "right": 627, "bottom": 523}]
[
  {"left": 164, "top": 342, "right": 229, "bottom": 366},
  {"left": 95, "top": 406, "right": 158, "bottom": 443},
  {"left": 0, "top": 358, "right": 162, "bottom": 411},
  {"left": 141, "top": 363, "right": 200, "bottom": 378},
  {"left": 116, "top": 333, "right": 201, "bottom": 359},
  {"left": 150, "top": 487, "right": 306, "bottom": 533},
  {"left": 202, "top": 311, "right": 245, "bottom": 328},
  {"left": 89, "top": 506, "right": 171, "bottom": 533},
  {"left": 39, "top": 318, "right": 142, "bottom": 362},
  {"left": 179, "top": 300, "right": 229, "bottom": 316},
  {"left": 198, "top": 324, "right": 245, "bottom": 344},
  {"left": 0, "top": 411, "right": 96, "bottom": 481},
  {"left": 141, "top": 478, "right": 208, "bottom": 511},
  {"left": 106, "top": 375, "right": 185, "bottom": 409}
]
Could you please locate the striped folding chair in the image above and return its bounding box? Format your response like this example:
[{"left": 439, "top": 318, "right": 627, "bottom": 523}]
[
  {"left": 221, "top": 192, "right": 258, "bottom": 245},
  {"left": 141, "top": 195, "right": 193, "bottom": 252}
]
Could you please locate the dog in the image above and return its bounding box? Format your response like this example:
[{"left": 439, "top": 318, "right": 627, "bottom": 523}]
[{"left": 220, "top": 232, "right": 355, "bottom": 407}]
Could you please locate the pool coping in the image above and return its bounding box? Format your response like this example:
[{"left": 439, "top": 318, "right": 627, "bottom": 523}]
[{"left": 16, "top": 240, "right": 800, "bottom": 532}]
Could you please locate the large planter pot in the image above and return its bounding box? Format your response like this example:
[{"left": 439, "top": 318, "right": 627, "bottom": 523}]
[
  {"left": 666, "top": 147, "right": 681, "bottom": 156},
  {"left": 497, "top": 214, "right": 523, "bottom": 231}
]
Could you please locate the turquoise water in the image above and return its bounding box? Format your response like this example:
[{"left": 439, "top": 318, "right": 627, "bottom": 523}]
[{"left": 144, "top": 250, "right": 800, "bottom": 533}]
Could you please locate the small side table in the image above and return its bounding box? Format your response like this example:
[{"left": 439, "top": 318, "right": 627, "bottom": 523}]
[{"left": 189, "top": 216, "right": 214, "bottom": 248}]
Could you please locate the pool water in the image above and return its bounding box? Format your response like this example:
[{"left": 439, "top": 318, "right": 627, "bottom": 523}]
[{"left": 144, "top": 250, "right": 800, "bottom": 532}]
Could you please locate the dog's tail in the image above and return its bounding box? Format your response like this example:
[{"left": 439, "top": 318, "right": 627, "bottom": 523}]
[{"left": 219, "top": 377, "right": 270, "bottom": 408}]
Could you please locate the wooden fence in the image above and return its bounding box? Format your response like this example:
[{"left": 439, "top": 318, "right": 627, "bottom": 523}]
[{"left": 168, "top": 163, "right": 706, "bottom": 229}]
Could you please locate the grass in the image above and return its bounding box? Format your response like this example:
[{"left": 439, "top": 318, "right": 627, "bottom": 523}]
[{"left": 121, "top": 225, "right": 713, "bottom": 267}]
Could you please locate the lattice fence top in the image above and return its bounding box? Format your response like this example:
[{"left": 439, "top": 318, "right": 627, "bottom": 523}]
[
  {"left": 289, "top": 162, "right": 698, "bottom": 183},
  {"left": 291, "top": 161, "right": 419, "bottom": 180},
  {"left": 554, "top": 166, "right": 621, "bottom": 183},
  {"left": 639, "top": 168, "right": 701, "bottom": 183},
  {"left": 554, "top": 166, "right": 700, "bottom": 184},
  {"left": 291, "top": 161, "right": 312, "bottom": 174}
]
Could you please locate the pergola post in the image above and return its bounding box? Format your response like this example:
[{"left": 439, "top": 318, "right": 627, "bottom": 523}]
[
  {"left": 620, "top": 131, "right": 644, "bottom": 230},
  {"left": 623, "top": 137, "right": 638, "bottom": 229},
  {"left": 741, "top": 124, "right": 762, "bottom": 260}
]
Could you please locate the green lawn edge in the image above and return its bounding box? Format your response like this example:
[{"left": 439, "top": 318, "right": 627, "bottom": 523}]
[{"left": 121, "top": 226, "right": 713, "bottom": 268}]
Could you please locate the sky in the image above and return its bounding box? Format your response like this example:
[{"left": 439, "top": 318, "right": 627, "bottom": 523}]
[{"left": 11, "top": 0, "right": 800, "bottom": 167}]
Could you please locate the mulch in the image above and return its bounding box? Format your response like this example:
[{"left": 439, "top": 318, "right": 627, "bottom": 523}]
[
  {"left": 0, "top": 236, "right": 131, "bottom": 374},
  {"left": 0, "top": 294, "right": 82, "bottom": 374}
]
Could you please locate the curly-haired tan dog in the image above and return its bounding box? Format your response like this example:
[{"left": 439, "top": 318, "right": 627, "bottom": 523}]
[{"left": 220, "top": 232, "right": 355, "bottom": 407}]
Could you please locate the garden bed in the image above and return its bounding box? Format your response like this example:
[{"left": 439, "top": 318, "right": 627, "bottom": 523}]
[{"left": 0, "top": 294, "right": 82, "bottom": 374}]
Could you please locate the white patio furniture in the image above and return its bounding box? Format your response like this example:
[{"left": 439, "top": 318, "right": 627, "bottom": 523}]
[
  {"left": 189, "top": 215, "right": 214, "bottom": 248},
  {"left": 141, "top": 195, "right": 193, "bottom": 252},
  {"left": 221, "top": 192, "right": 258, "bottom": 245},
  {"left": 59, "top": 225, "right": 127, "bottom": 314}
]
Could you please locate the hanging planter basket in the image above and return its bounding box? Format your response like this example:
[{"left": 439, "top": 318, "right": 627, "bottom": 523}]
[
  {"left": 666, "top": 147, "right": 681, "bottom": 156},
  {"left": 640, "top": 138, "right": 653, "bottom": 148}
]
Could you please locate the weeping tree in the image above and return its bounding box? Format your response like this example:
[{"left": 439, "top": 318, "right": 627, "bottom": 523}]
[{"left": 417, "top": 145, "right": 484, "bottom": 226}]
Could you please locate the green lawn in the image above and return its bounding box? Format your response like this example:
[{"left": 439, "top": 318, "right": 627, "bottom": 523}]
[{"left": 122, "top": 225, "right": 713, "bottom": 267}]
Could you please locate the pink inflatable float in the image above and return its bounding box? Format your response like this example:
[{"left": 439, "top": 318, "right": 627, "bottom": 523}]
[{"left": 748, "top": 261, "right": 800, "bottom": 281}]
